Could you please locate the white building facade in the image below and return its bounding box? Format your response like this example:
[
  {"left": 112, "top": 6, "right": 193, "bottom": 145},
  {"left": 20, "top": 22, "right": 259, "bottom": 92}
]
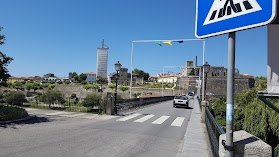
[
  {"left": 96, "top": 48, "right": 108, "bottom": 78},
  {"left": 85, "top": 72, "right": 97, "bottom": 83}
]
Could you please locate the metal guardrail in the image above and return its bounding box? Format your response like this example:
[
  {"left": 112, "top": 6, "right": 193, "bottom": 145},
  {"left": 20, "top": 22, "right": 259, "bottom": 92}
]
[{"left": 205, "top": 107, "right": 225, "bottom": 157}]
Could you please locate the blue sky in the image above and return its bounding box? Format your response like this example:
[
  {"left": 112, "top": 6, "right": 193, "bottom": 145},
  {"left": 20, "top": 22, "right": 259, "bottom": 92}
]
[{"left": 1, "top": 0, "right": 268, "bottom": 77}]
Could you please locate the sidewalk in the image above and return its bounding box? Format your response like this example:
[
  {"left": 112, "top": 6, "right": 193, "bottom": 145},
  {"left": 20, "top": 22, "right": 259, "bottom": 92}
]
[
  {"left": 180, "top": 98, "right": 212, "bottom": 157},
  {"left": 24, "top": 108, "right": 115, "bottom": 120}
]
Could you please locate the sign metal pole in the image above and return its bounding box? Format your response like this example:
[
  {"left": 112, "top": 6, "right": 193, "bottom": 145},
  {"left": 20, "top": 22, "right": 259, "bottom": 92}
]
[{"left": 226, "top": 32, "right": 235, "bottom": 157}]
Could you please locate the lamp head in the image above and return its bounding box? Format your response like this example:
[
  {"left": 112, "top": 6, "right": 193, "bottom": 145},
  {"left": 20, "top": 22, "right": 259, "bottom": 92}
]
[
  {"left": 115, "top": 61, "right": 122, "bottom": 71},
  {"left": 203, "top": 62, "right": 210, "bottom": 73}
]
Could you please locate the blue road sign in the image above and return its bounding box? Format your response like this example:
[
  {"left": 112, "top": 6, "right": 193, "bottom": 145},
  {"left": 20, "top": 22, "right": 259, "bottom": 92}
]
[{"left": 195, "top": 0, "right": 277, "bottom": 38}]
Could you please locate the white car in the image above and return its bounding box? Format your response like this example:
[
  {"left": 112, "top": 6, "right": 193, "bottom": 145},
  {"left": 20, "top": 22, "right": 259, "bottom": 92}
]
[{"left": 173, "top": 95, "right": 189, "bottom": 108}]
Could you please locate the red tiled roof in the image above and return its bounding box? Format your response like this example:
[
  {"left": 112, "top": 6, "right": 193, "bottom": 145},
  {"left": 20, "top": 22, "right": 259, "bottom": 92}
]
[
  {"left": 9, "top": 76, "right": 43, "bottom": 80},
  {"left": 85, "top": 72, "right": 96, "bottom": 75}
]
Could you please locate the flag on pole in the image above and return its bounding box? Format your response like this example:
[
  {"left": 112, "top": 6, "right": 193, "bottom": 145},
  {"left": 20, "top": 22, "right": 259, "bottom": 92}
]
[
  {"left": 163, "top": 41, "right": 172, "bottom": 45},
  {"left": 175, "top": 40, "right": 184, "bottom": 43},
  {"left": 154, "top": 41, "right": 162, "bottom": 46}
]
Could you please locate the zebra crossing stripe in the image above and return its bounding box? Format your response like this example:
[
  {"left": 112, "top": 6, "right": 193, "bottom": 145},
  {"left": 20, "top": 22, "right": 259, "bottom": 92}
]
[
  {"left": 152, "top": 116, "right": 170, "bottom": 124},
  {"left": 171, "top": 117, "right": 185, "bottom": 127},
  {"left": 116, "top": 113, "right": 141, "bottom": 121},
  {"left": 134, "top": 114, "right": 155, "bottom": 123}
]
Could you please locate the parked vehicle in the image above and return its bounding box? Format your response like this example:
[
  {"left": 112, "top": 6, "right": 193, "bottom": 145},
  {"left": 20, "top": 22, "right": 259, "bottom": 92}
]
[{"left": 173, "top": 95, "right": 188, "bottom": 108}]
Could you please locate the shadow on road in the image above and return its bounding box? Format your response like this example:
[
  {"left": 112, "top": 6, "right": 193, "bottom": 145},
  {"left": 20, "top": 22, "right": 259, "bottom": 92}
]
[
  {"left": 0, "top": 116, "right": 52, "bottom": 129},
  {"left": 175, "top": 106, "right": 193, "bottom": 110}
]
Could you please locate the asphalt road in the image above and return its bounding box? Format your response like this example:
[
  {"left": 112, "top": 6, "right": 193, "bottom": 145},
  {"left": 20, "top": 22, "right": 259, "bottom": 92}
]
[{"left": 0, "top": 99, "right": 194, "bottom": 157}]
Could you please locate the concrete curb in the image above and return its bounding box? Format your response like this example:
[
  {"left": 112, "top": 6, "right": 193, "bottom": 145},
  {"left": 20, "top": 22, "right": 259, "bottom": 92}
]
[{"left": 0, "top": 114, "right": 37, "bottom": 125}]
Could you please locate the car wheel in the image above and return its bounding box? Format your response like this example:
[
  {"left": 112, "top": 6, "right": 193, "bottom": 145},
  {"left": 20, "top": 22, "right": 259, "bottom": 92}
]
[{"left": 173, "top": 105, "right": 176, "bottom": 108}]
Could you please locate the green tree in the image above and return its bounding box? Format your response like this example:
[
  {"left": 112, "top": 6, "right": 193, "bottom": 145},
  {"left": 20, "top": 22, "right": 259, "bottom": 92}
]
[
  {"left": 91, "top": 85, "right": 99, "bottom": 91},
  {"left": 25, "top": 83, "right": 33, "bottom": 91},
  {"left": 72, "top": 72, "right": 77, "bottom": 78},
  {"left": 109, "top": 84, "right": 116, "bottom": 91},
  {"left": 80, "top": 73, "right": 87, "bottom": 81},
  {"left": 82, "top": 94, "right": 101, "bottom": 108},
  {"left": 133, "top": 68, "right": 149, "bottom": 80},
  {"left": 31, "top": 85, "right": 38, "bottom": 91},
  {"left": 0, "top": 27, "right": 14, "bottom": 87},
  {"left": 39, "top": 90, "right": 64, "bottom": 108},
  {"left": 73, "top": 75, "right": 79, "bottom": 82},
  {"left": 3, "top": 91, "right": 26, "bottom": 106},
  {"left": 120, "top": 86, "right": 128, "bottom": 93},
  {"left": 33, "top": 82, "right": 40, "bottom": 86},
  {"left": 83, "top": 85, "right": 91, "bottom": 91},
  {"left": 14, "top": 82, "right": 22, "bottom": 87}
]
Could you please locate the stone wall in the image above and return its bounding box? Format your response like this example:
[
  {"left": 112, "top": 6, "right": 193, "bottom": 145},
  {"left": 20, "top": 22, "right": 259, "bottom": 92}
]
[
  {"left": 206, "top": 77, "right": 255, "bottom": 97},
  {"left": 32, "top": 85, "right": 183, "bottom": 99}
]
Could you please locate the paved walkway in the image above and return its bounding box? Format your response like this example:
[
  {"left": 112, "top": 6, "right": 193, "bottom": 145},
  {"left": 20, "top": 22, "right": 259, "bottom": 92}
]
[
  {"left": 24, "top": 108, "right": 115, "bottom": 121},
  {"left": 180, "top": 98, "right": 212, "bottom": 157}
]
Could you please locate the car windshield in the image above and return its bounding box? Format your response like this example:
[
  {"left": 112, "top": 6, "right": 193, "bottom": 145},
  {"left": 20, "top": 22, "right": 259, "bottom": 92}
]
[{"left": 175, "top": 96, "right": 188, "bottom": 100}]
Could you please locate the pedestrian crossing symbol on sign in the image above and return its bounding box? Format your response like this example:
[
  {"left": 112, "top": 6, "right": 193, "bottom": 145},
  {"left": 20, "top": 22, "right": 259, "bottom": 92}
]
[{"left": 203, "top": 0, "right": 262, "bottom": 25}]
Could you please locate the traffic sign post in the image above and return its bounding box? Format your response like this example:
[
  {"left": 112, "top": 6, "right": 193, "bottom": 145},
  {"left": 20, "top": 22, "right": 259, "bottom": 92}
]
[{"left": 195, "top": 0, "right": 277, "bottom": 156}]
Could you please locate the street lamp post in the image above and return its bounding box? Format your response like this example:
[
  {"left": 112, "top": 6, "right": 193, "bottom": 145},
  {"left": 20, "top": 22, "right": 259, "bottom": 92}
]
[
  {"left": 203, "top": 62, "right": 210, "bottom": 105},
  {"left": 114, "top": 61, "right": 122, "bottom": 115}
]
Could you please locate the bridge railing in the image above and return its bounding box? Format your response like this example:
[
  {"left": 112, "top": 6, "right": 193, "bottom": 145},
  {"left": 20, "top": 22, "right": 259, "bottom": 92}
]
[
  {"left": 116, "top": 96, "right": 174, "bottom": 113},
  {"left": 205, "top": 107, "right": 225, "bottom": 157}
]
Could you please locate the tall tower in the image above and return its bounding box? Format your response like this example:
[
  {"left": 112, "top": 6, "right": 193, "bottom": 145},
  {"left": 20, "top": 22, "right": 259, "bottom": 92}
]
[{"left": 96, "top": 39, "right": 109, "bottom": 78}]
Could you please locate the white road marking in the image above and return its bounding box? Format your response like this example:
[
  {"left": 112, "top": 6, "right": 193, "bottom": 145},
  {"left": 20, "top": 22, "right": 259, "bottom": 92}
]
[
  {"left": 152, "top": 116, "right": 170, "bottom": 124},
  {"left": 46, "top": 112, "right": 70, "bottom": 116},
  {"left": 134, "top": 114, "right": 155, "bottom": 123},
  {"left": 116, "top": 113, "right": 141, "bottom": 121},
  {"left": 171, "top": 117, "right": 185, "bottom": 127},
  {"left": 63, "top": 113, "right": 87, "bottom": 118}
]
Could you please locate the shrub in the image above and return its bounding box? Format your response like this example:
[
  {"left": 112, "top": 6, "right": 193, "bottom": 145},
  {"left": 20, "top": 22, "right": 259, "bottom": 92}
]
[
  {"left": 0, "top": 105, "right": 28, "bottom": 121},
  {"left": 81, "top": 80, "right": 87, "bottom": 85},
  {"left": 71, "top": 93, "right": 77, "bottom": 99},
  {"left": 82, "top": 94, "right": 101, "bottom": 108},
  {"left": 3, "top": 91, "right": 26, "bottom": 106},
  {"left": 57, "top": 80, "right": 63, "bottom": 84},
  {"left": 41, "top": 80, "right": 48, "bottom": 83},
  {"left": 120, "top": 86, "right": 129, "bottom": 93},
  {"left": 65, "top": 80, "right": 71, "bottom": 84},
  {"left": 40, "top": 83, "right": 49, "bottom": 88},
  {"left": 91, "top": 85, "right": 99, "bottom": 91},
  {"left": 48, "top": 84, "right": 55, "bottom": 89},
  {"left": 49, "top": 80, "right": 56, "bottom": 84}
]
